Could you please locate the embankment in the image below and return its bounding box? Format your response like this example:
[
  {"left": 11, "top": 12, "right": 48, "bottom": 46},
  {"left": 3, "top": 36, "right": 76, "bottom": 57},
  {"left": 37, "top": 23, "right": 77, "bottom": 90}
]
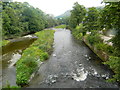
[{"left": 16, "top": 30, "right": 55, "bottom": 86}]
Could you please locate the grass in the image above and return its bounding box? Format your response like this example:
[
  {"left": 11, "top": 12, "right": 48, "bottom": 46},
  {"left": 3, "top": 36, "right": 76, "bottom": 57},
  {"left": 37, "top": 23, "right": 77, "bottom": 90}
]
[
  {"left": 84, "top": 32, "right": 120, "bottom": 82},
  {"left": 54, "top": 25, "right": 66, "bottom": 29},
  {"left": 0, "top": 40, "right": 10, "bottom": 47},
  {"left": 16, "top": 30, "right": 55, "bottom": 86},
  {"left": 71, "top": 24, "right": 84, "bottom": 40},
  {"left": 104, "top": 56, "right": 120, "bottom": 82},
  {"left": 2, "top": 81, "right": 21, "bottom": 89}
]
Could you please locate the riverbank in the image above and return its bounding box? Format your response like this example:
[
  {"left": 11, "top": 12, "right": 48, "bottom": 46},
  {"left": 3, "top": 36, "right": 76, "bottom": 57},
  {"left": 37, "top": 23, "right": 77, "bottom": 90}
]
[
  {"left": 1, "top": 34, "right": 38, "bottom": 88},
  {"left": 83, "top": 35, "right": 120, "bottom": 83},
  {"left": 0, "top": 40, "right": 10, "bottom": 47},
  {"left": 16, "top": 30, "right": 55, "bottom": 86},
  {"left": 83, "top": 37, "right": 109, "bottom": 62},
  {"left": 28, "top": 28, "right": 118, "bottom": 88},
  {"left": 71, "top": 28, "right": 120, "bottom": 83},
  {"left": 54, "top": 25, "right": 66, "bottom": 29}
]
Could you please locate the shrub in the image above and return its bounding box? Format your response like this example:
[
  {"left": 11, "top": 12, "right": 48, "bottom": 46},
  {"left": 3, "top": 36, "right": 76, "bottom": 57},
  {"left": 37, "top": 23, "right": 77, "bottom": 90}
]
[
  {"left": 95, "top": 43, "right": 114, "bottom": 55},
  {"left": 66, "top": 25, "right": 71, "bottom": 30},
  {"left": 73, "top": 31, "right": 83, "bottom": 40},
  {"left": 72, "top": 24, "right": 84, "bottom": 40},
  {"left": 0, "top": 40, "right": 10, "bottom": 47},
  {"left": 86, "top": 32, "right": 102, "bottom": 45},
  {"left": 16, "top": 30, "right": 55, "bottom": 86},
  {"left": 104, "top": 56, "right": 120, "bottom": 82},
  {"left": 54, "top": 25, "right": 66, "bottom": 28}
]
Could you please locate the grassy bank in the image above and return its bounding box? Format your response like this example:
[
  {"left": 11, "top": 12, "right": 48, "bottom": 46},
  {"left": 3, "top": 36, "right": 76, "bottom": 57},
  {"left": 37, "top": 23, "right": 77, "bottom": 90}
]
[
  {"left": 16, "top": 30, "right": 55, "bottom": 86},
  {"left": 84, "top": 33, "right": 120, "bottom": 82},
  {"left": 54, "top": 25, "right": 66, "bottom": 29},
  {"left": 71, "top": 26, "right": 120, "bottom": 82},
  {"left": 0, "top": 40, "right": 10, "bottom": 47},
  {"left": 72, "top": 25, "right": 83, "bottom": 40}
]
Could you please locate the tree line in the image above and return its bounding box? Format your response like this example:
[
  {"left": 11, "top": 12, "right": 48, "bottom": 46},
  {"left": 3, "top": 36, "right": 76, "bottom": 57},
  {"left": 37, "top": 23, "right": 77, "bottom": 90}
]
[
  {"left": 2, "top": 1, "right": 58, "bottom": 39},
  {"left": 67, "top": 2, "right": 120, "bottom": 82}
]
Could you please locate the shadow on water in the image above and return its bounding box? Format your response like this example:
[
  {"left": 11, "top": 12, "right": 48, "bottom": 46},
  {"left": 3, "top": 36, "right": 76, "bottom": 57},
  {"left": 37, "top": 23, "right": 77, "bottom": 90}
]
[
  {"left": 28, "top": 29, "right": 119, "bottom": 88},
  {"left": 1, "top": 35, "right": 37, "bottom": 87}
]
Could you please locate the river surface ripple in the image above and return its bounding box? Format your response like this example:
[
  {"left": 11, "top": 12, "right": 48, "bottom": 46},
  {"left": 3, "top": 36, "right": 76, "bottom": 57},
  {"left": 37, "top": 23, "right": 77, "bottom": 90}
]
[{"left": 28, "top": 29, "right": 119, "bottom": 88}]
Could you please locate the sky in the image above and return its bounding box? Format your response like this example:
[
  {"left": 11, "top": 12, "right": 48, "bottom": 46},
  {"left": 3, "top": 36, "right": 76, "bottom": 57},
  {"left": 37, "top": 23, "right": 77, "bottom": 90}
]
[{"left": 13, "top": 0, "right": 104, "bottom": 16}]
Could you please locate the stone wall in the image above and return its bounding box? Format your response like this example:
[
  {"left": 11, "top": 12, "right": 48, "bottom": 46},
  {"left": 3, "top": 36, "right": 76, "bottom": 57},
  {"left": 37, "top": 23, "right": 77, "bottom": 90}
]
[{"left": 83, "top": 37, "right": 109, "bottom": 62}]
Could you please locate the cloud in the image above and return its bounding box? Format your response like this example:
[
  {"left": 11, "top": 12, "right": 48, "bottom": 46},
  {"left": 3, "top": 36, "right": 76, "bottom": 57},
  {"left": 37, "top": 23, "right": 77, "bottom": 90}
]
[{"left": 13, "top": 0, "right": 104, "bottom": 16}]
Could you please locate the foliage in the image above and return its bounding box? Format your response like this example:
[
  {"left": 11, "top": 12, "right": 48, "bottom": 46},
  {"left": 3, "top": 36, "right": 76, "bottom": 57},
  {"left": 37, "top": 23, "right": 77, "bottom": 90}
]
[
  {"left": 72, "top": 24, "right": 83, "bottom": 40},
  {"left": 54, "top": 25, "right": 66, "bottom": 29},
  {"left": 104, "top": 56, "right": 120, "bottom": 82},
  {"left": 2, "top": 86, "right": 21, "bottom": 89},
  {"left": 69, "top": 2, "right": 86, "bottom": 28},
  {"left": 0, "top": 40, "right": 10, "bottom": 47},
  {"left": 100, "top": 2, "right": 120, "bottom": 82},
  {"left": 86, "top": 31, "right": 102, "bottom": 45},
  {"left": 67, "top": 1, "right": 120, "bottom": 83},
  {"left": 2, "top": 2, "right": 57, "bottom": 39},
  {"left": 100, "top": 2, "right": 120, "bottom": 57},
  {"left": 112, "top": 32, "right": 120, "bottom": 57},
  {"left": 83, "top": 7, "right": 100, "bottom": 33},
  {"left": 2, "top": 81, "right": 21, "bottom": 89},
  {"left": 95, "top": 43, "right": 115, "bottom": 55},
  {"left": 16, "top": 30, "right": 55, "bottom": 86},
  {"left": 73, "top": 31, "right": 83, "bottom": 40}
]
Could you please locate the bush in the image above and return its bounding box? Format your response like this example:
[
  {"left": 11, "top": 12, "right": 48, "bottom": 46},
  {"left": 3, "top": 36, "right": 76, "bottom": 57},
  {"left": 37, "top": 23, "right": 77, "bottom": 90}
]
[
  {"left": 95, "top": 43, "right": 115, "bottom": 55},
  {"left": 66, "top": 25, "right": 71, "bottom": 30},
  {"left": 16, "top": 30, "right": 55, "bottom": 86},
  {"left": 86, "top": 32, "right": 102, "bottom": 45},
  {"left": 0, "top": 40, "right": 10, "bottom": 47},
  {"left": 54, "top": 25, "right": 66, "bottom": 28},
  {"left": 72, "top": 24, "right": 84, "bottom": 40},
  {"left": 72, "top": 31, "right": 83, "bottom": 40},
  {"left": 104, "top": 56, "right": 120, "bottom": 82}
]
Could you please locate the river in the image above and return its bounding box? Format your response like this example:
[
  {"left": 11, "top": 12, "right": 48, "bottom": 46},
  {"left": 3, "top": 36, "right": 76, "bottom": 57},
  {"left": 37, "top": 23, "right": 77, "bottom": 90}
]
[
  {"left": 27, "top": 29, "right": 119, "bottom": 88},
  {"left": 1, "top": 35, "right": 37, "bottom": 87},
  {"left": 1, "top": 29, "right": 119, "bottom": 88}
]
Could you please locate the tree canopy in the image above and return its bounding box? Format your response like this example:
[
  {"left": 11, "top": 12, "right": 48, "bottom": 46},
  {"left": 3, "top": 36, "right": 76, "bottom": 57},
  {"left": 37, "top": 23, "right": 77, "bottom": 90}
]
[
  {"left": 2, "top": 2, "right": 58, "bottom": 39},
  {"left": 69, "top": 2, "right": 86, "bottom": 28}
]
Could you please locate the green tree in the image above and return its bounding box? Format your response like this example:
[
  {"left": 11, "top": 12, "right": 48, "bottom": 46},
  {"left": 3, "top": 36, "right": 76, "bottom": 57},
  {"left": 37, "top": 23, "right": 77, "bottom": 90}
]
[
  {"left": 83, "top": 7, "right": 100, "bottom": 32},
  {"left": 69, "top": 2, "right": 86, "bottom": 28},
  {"left": 101, "top": 2, "right": 120, "bottom": 82},
  {"left": 2, "top": 2, "right": 58, "bottom": 39},
  {"left": 101, "top": 2, "right": 120, "bottom": 56}
]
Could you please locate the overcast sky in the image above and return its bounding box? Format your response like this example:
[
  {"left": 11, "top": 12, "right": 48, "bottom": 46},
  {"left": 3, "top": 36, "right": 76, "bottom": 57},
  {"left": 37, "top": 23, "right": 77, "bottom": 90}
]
[{"left": 13, "top": 0, "right": 104, "bottom": 16}]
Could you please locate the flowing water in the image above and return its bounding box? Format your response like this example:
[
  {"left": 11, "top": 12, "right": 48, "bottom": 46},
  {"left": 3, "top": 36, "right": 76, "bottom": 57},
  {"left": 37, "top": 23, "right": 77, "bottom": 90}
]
[
  {"left": 28, "top": 29, "right": 119, "bottom": 88},
  {"left": 1, "top": 29, "right": 119, "bottom": 88},
  {"left": 1, "top": 35, "right": 37, "bottom": 87}
]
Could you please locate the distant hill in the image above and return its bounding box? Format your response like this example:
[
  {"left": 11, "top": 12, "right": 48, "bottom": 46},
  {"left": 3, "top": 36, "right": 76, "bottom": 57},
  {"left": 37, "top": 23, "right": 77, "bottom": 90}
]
[
  {"left": 86, "top": 6, "right": 104, "bottom": 11},
  {"left": 56, "top": 10, "right": 71, "bottom": 18},
  {"left": 96, "top": 6, "right": 104, "bottom": 10},
  {"left": 56, "top": 6, "right": 104, "bottom": 18}
]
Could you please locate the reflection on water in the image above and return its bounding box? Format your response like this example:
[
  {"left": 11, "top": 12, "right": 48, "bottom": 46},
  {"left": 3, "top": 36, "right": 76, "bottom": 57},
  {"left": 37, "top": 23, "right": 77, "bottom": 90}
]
[
  {"left": 8, "top": 53, "right": 21, "bottom": 68},
  {"left": 1, "top": 36, "right": 37, "bottom": 87},
  {"left": 29, "top": 29, "right": 119, "bottom": 88}
]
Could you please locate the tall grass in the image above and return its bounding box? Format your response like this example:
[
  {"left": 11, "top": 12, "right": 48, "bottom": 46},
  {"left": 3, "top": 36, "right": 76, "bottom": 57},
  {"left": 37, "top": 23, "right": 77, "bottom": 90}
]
[
  {"left": 16, "top": 30, "right": 55, "bottom": 86},
  {"left": 0, "top": 40, "right": 10, "bottom": 47},
  {"left": 54, "top": 25, "right": 66, "bottom": 29}
]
